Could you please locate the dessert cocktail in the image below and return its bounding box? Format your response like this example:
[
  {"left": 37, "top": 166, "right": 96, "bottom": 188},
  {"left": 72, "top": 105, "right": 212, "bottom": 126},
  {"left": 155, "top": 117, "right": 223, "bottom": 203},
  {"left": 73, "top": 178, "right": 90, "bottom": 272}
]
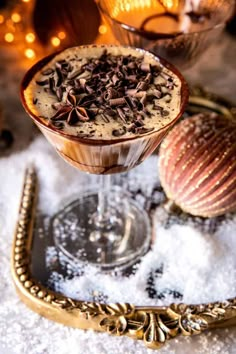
[{"left": 21, "top": 45, "right": 188, "bottom": 269}]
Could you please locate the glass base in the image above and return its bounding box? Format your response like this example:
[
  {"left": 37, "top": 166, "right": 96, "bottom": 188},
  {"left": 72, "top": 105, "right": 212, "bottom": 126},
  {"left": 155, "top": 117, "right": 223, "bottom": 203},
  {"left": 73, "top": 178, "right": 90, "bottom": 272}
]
[{"left": 51, "top": 188, "right": 151, "bottom": 271}]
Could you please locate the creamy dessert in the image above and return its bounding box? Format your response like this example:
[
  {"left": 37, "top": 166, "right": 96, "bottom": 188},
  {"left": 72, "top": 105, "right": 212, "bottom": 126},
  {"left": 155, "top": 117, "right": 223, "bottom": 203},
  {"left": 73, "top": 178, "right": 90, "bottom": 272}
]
[
  {"left": 24, "top": 46, "right": 181, "bottom": 141},
  {"left": 22, "top": 45, "right": 187, "bottom": 174}
]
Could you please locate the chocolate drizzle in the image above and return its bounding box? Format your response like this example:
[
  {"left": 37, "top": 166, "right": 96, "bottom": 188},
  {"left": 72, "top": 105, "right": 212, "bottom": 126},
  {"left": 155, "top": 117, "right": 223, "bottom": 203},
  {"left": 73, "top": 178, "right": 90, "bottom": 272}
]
[{"left": 36, "top": 50, "right": 174, "bottom": 136}]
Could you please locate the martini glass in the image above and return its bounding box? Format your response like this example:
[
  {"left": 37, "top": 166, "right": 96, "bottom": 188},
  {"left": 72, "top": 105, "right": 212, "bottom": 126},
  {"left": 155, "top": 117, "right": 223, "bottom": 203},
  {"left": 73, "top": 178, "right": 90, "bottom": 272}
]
[
  {"left": 21, "top": 45, "right": 188, "bottom": 270},
  {"left": 97, "top": 0, "right": 234, "bottom": 69}
]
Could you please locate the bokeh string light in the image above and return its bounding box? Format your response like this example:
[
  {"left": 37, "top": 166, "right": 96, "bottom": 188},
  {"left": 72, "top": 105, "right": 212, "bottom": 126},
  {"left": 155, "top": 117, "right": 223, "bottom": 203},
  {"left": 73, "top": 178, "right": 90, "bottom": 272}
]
[
  {"left": 0, "top": 0, "right": 72, "bottom": 63},
  {"left": 0, "top": 0, "right": 108, "bottom": 64}
]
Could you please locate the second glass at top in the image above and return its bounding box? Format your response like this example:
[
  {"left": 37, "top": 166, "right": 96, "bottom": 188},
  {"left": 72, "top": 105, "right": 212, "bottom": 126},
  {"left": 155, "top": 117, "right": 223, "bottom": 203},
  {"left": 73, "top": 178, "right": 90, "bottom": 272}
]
[{"left": 97, "top": 0, "right": 234, "bottom": 69}]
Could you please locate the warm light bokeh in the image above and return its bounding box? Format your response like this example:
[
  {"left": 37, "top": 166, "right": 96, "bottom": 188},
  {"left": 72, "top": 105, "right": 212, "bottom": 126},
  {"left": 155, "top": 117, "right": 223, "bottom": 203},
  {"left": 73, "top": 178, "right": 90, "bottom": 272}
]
[
  {"left": 11, "top": 13, "right": 21, "bottom": 23},
  {"left": 24, "top": 48, "right": 35, "bottom": 59},
  {"left": 4, "top": 33, "right": 14, "bottom": 43},
  {"left": 58, "top": 31, "right": 66, "bottom": 40},
  {"left": 51, "top": 37, "right": 61, "bottom": 47},
  {"left": 99, "top": 25, "right": 107, "bottom": 34},
  {"left": 25, "top": 32, "right": 35, "bottom": 43}
]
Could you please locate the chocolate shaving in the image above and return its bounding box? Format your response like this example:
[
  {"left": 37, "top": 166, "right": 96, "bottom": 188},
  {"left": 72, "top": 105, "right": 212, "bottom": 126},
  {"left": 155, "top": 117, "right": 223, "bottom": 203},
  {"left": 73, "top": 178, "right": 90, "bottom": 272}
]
[
  {"left": 126, "top": 89, "right": 137, "bottom": 96},
  {"left": 104, "top": 108, "right": 116, "bottom": 116},
  {"left": 137, "top": 127, "right": 154, "bottom": 134},
  {"left": 162, "top": 110, "right": 169, "bottom": 117},
  {"left": 147, "top": 91, "right": 163, "bottom": 102},
  {"left": 77, "top": 132, "right": 90, "bottom": 138},
  {"left": 52, "top": 121, "right": 64, "bottom": 130},
  {"left": 112, "top": 126, "right": 127, "bottom": 137},
  {"left": 49, "top": 77, "right": 56, "bottom": 93},
  {"left": 42, "top": 68, "right": 54, "bottom": 76},
  {"left": 87, "top": 108, "right": 98, "bottom": 118},
  {"left": 166, "top": 79, "right": 174, "bottom": 90},
  {"left": 104, "top": 88, "right": 119, "bottom": 100},
  {"left": 55, "top": 68, "right": 63, "bottom": 87},
  {"left": 112, "top": 74, "right": 119, "bottom": 85},
  {"left": 116, "top": 107, "right": 127, "bottom": 123},
  {"left": 36, "top": 79, "right": 49, "bottom": 86},
  {"left": 33, "top": 98, "right": 38, "bottom": 104},
  {"left": 140, "top": 62, "right": 150, "bottom": 72},
  {"left": 160, "top": 72, "right": 171, "bottom": 81},
  {"left": 67, "top": 69, "right": 83, "bottom": 80},
  {"left": 134, "top": 117, "right": 144, "bottom": 127},
  {"left": 140, "top": 93, "right": 147, "bottom": 106},
  {"left": 136, "top": 81, "right": 149, "bottom": 91},
  {"left": 36, "top": 49, "right": 176, "bottom": 136},
  {"left": 109, "top": 97, "right": 126, "bottom": 106},
  {"left": 134, "top": 91, "right": 147, "bottom": 98},
  {"left": 101, "top": 113, "right": 110, "bottom": 123},
  {"left": 127, "top": 61, "right": 136, "bottom": 69},
  {"left": 128, "top": 124, "right": 154, "bottom": 134},
  {"left": 152, "top": 104, "right": 169, "bottom": 117},
  {"left": 86, "top": 85, "right": 94, "bottom": 94},
  {"left": 145, "top": 73, "right": 152, "bottom": 83},
  {"left": 127, "top": 75, "right": 137, "bottom": 82},
  {"left": 124, "top": 96, "right": 136, "bottom": 109}
]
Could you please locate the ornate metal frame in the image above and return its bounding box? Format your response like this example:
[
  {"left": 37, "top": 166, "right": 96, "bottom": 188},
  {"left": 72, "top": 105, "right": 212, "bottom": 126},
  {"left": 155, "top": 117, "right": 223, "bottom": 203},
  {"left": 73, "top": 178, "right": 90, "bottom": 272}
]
[{"left": 11, "top": 91, "right": 236, "bottom": 350}]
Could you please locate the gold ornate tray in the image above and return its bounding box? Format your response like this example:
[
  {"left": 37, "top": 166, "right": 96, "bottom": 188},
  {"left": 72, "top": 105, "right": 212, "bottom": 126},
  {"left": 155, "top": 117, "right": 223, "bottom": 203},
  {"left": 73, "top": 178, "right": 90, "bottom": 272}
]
[{"left": 11, "top": 88, "right": 236, "bottom": 350}]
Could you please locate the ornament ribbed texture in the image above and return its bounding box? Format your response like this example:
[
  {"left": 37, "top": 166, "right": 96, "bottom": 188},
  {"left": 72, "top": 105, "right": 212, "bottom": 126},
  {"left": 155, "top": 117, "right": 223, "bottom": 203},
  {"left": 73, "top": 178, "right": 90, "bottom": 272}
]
[{"left": 159, "top": 113, "right": 236, "bottom": 217}]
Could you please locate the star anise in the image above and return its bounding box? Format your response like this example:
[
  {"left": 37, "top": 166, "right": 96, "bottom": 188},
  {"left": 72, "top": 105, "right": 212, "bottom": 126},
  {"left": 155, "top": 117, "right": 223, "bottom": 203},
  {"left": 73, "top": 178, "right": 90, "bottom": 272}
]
[{"left": 51, "top": 92, "right": 90, "bottom": 125}]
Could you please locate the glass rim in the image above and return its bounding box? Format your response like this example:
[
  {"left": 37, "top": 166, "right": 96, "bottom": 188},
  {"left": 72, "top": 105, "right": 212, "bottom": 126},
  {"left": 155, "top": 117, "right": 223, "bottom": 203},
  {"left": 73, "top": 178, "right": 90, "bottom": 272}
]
[
  {"left": 97, "top": 0, "right": 234, "bottom": 39},
  {"left": 20, "top": 44, "right": 189, "bottom": 146}
]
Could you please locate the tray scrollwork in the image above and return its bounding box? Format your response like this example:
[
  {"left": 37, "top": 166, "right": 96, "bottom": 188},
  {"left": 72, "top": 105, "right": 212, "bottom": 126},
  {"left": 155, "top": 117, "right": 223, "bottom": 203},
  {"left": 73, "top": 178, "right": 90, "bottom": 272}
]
[{"left": 11, "top": 89, "right": 236, "bottom": 350}]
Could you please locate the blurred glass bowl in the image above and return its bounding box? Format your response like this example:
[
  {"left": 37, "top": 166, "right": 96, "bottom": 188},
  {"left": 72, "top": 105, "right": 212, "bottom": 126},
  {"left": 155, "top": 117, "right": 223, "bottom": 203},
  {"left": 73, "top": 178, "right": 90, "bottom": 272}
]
[{"left": 97, "top": 0, "right": 234, "bottom": 69}]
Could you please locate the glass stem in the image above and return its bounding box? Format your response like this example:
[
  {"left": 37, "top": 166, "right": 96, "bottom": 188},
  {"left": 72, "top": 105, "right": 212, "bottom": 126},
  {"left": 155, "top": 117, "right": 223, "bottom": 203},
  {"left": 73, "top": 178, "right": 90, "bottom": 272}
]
[{"left": 97, "top": 174, "right": 111, "bottom": 223}]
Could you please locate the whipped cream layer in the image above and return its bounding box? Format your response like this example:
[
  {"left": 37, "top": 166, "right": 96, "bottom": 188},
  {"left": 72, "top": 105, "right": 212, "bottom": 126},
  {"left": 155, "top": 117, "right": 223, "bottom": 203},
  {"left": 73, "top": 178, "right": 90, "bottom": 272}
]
[{"left": 24, "top": 46, "right": 182, "bottom": 140}]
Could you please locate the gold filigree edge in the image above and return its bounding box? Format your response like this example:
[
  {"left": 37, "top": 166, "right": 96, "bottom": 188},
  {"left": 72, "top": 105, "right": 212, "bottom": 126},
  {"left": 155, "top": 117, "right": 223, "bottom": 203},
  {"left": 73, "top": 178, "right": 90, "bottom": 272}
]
[
  {"left": 11, "top": 167, "right": 236, "bottom": 350},
  {"left": 11, "top": 89, "right": 236, "bottom": 350}
]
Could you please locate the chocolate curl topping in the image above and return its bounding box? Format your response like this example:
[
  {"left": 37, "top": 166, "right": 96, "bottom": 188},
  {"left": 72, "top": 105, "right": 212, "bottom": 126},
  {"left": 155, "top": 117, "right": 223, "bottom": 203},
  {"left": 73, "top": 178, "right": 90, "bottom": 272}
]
[
  {"left": 145, "top": 73, "right": 152, "bottom": 83},
  {"left": 112, "top": 126, "right": 127, "bottom": 137},
  {"left": 36, "top": 79, "right": 49, "bottom": 86},
  {"left": 40, "top": 49, "right": 174, "bottom": 135},
  {"left": 109, "top": 97, "right": 126, "bottom": 106},
  {"left": 42, "top": 68, "right": 54, "bottom": 76},
  {"left": 140, "top": 62, "right": 150, "bottom": 72},
  {"left": 140, "top": 93, "right": 147, "bottom": 106},
  {"left": 117, "top": 107, "right": 127, "bottom": 123},
  {"left": 104, "top": 88, "right": 119, "bottom": 101},
  {"left": 67, "top": 69, "right": 83, "bottom": 80},
  {"left": 136, "top": 81, "right": 149, "bottom": 91}
]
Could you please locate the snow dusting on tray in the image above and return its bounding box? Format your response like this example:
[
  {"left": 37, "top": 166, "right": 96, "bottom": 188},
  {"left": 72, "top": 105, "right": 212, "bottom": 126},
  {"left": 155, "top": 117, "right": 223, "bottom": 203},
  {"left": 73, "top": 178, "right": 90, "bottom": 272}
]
[
  {"left": 43, "top": 155, "right": 236, "bottom": 307},
  {"left": 1, "top": 135, "right": 236, "bottom": 354}
]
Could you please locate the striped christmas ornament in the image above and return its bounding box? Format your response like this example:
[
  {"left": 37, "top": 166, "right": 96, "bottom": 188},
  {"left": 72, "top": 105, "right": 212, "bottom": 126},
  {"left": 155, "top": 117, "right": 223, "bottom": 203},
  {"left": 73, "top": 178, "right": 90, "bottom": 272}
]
[{"left": 159, "top": 113, "right": 236, "bottom": 218}]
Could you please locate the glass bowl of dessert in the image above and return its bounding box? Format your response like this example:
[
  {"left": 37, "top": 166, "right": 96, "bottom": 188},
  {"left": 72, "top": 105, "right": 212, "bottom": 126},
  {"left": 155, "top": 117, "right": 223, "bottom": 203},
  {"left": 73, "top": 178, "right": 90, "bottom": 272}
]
[
  {"left": 21, "top": 44, "right": 188, "bottom": 270},
  {"left": 97, "top": 0, "right": 235, "bottom": 69}
]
